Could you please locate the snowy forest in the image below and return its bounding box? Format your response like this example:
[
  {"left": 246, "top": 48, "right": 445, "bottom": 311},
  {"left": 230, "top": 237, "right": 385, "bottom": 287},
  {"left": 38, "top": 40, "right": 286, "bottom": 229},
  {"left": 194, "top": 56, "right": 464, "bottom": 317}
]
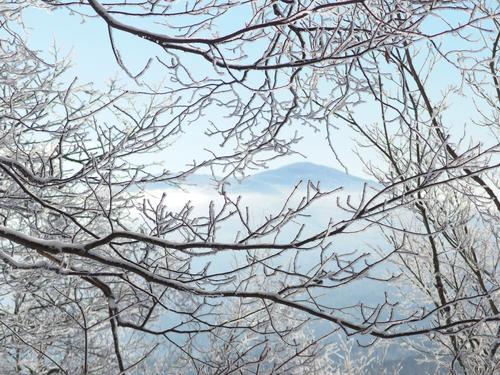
[{"left": 0, "top": 0, "right": 499, "bottom": 374}]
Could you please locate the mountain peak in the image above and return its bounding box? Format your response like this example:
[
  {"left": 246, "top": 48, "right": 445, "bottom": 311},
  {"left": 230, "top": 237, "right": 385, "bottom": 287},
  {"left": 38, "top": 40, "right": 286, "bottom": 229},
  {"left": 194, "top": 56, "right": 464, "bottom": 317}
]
[
  {"left": 142, "top": 162, "right": 370, "bottom": 192},
  {"left": 232, "top": 162, "right": 369, "bottom": 191}
]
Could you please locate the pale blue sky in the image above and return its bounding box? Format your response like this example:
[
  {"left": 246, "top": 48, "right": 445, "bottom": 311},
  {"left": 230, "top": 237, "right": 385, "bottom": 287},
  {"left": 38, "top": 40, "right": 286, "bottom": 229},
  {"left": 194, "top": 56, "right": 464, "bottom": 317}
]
[{"left": 21, "top": 5, "right": 496, "bottom": 179}]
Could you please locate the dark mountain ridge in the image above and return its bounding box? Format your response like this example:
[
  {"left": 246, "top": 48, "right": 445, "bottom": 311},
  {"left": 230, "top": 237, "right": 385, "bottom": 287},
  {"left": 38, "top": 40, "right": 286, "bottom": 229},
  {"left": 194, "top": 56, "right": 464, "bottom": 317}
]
[{"left": 144, "top": 162, "right": 372, "bottom": 192}]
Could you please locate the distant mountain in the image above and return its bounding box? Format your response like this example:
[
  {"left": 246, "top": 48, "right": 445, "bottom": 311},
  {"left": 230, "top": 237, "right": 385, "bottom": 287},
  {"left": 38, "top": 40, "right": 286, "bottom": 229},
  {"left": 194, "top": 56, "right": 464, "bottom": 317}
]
[
  {"left": 142, "top": 162, "right": 372, "bottom": 192},
  {"left": 229, "top": 162, "right": 369, "bottom": 192}
]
